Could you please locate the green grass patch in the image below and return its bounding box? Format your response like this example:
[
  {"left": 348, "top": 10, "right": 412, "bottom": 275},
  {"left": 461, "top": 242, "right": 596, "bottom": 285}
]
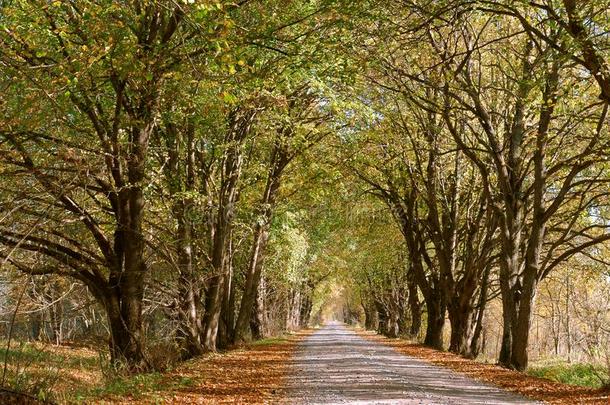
[
  {"left": 528, "top": 359, "right": 608, "bottom": 389},
  {"left": 0, "top": 340, "right": 101, "bottom": 369},
  {"left": 0, "top": 340, "right": 105, "bottom": 403},
  {"left": 74, "top": 370, "right": 195, "bottom": 403},
  {"left": 0, "top": 342, "right": 58, "bottom": 365},
  {"left": 79, "top": 372, "right": 164, "bottom": 399},
  {"left": 249, "top": 336, "right": 288, "bottom": 346},
  {"left": 0, "top": 341, "right": 199, "bottom": 403}
]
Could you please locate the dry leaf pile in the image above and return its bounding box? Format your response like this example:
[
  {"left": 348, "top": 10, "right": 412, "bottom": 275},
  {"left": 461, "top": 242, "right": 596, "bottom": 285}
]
[{"left": 110, "top": 330, "right": 313, "bottom": 404}]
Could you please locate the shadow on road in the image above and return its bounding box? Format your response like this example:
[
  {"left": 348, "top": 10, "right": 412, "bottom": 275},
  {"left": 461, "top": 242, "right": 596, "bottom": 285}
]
[{"left": 282, "top": 322, "right": 538, "bottom": 404}]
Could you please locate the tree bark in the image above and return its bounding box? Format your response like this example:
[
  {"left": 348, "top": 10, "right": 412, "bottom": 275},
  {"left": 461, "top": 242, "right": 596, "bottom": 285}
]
[
  {"left": 218, "top": 238, "right": 235, "bottom": 349},
  {"left": 374, "top": 300, "right": 388, "bottom": 336},
  {"left": 423, "top": 292, "right": 445, "bottom": 349},
  {"left": 469, "top": 264, "right": 491, "bottom": 358},
  {"left": 233, "top": 223, "right": 271, "bottom": 343},
  {"left": 104, "top": 288, "right": 146, "bottom": 370},
  {"left": 250, "top": 277, "right": 267, "bottom": 340},
  {"left": 407, "top": 270, "right": 421, "bottom": 336},
  {"left": 201, "top": 108, "right": 256, "bottom": 351},
  {"left": 233, "top": 141, "right": 287, "bottom": 344}
]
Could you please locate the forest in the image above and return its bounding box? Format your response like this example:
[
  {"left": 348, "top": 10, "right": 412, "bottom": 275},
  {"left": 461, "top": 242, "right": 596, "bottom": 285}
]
[{"left": 0, "top": 0, "right": 610, "bottom": 403}]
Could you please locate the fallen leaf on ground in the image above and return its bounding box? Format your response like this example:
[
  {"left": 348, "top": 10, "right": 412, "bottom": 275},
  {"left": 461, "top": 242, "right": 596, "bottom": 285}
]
[{"left": 356, "top": 329, "right": 610, "bottom": 405}]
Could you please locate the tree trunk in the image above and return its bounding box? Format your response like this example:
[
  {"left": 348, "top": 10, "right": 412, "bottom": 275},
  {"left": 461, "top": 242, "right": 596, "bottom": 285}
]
[
  {"left": 299, "top": 290, "right": 312, "bottom": 327},
  {"left": 448, "top": 304, "right": 472, "bottom": 355},
  {"left": 498, "top": 285, "right": 517, "bottom": 367},
  {"left": 104, "top": 289, "right": 146, "bottom": 370},
  {"left": 469, "top": 264, "right": 491, "bottom": 358},
  {"left": 201, "top": 248, "right": 228, "bottom": 351},
  {"left": 509, "top": 140, "right": 546, "bottom": 370},
  {"left": 497, "top": 208, "right": 522, "bottom": 368},
  {"left": 233, "top": 224, "right": 271, "bottom": 343},
  {"left": 398, "top": 312, "right": 409, "bottom": 336},
  {"left": 511, "top": 261, "right": 540, "bottom": 370},
  {"left": 386, "top": 308, "right": 399, "bottom": 338},
  {"left": 168, "top": 122, "right": 205, "bottom": 358},
  {"left": 104, "top": 183, "right": 149, "bottom": 370},
  {"left": 201, "top": 224, "right": 230, "bottom": 351},
  {"left": 497, "top": 227, "right": 541, "bottom": 371},
  {"left": 447, "top": 272, "right": 479, "bottom": 356},
  {"left": 176, "top": 268, "right": 204, "bottom": 358},
  {"left": 174, "top": 200, "right": 204, "bottom": 357},
  {"left": 423, "top": 293, "right": 445, "bottom": 349},
  {"left": 50, "top": 301, "right": 62, "bottom": 345},
  {"left": 375, "top": 300, "right": 388, "bottom": 335},
  {"left": 201, "top": 108, "right": 255, "bottom": 351},
  {"left": 250, "top": 277, "right": 267, "bottom": 340},
  {"left": 30, "top": 312, "right": 42, "bottom": 341},
  {"left": 363, "top": 299, "right": 377, "bottom": 330},
  {"left": 233, "top": 146, "right": 285, "bottom": 344},
  {"left": 407, "top": 271, "right": 421, "bottom": 336},
  {"left": 102, "top": 117, "right": 157, "bottom": 370},
  {"left": 286, "top": 288, "right": 302, "bottom": 331},
  {"left": 218, "top": 242, "right": 235, "bottom": 349}
]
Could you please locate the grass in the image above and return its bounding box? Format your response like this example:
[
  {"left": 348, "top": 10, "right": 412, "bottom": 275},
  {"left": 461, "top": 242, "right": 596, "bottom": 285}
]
[
  {"left": 527, "top": 359, "right": 609, "bottom": 389},
  {"left": 0, "top": 340, "right": 197, "bottom": 403},
  {"left": 78, "top": 368, "right": 196, "bottom": 399},
  {"left": 0, "top": 337, "right": 278, "bottom": 403},
  {"left": 76, "top": 372, "right": 164, "bottom": 400},
  {"left": 0, "top": 334, "right": 297, "bottom": 403},
  {"left": 249, "top": 336, "right": 289, "bottom": 346},
  {"left": 72, "top": 372, "right": 195, "bottom": 403},
  {"left": 0, "top": 340, "right": 104, "bottom": 403}
]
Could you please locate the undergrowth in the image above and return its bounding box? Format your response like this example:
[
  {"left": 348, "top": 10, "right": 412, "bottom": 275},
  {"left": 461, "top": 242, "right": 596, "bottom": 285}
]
[{"left": 527, "top": 359, "right": 609, "bottom": 389}]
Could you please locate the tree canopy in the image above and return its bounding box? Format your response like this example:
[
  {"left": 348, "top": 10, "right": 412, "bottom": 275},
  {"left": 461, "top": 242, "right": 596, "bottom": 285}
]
[{"left": 1, "top": 0, "right": 610, "bottom": 394}]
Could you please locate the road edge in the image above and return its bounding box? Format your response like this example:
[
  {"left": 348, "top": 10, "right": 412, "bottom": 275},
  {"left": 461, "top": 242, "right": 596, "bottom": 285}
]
[{"left": 352, "top": 326, "right": 609, "bottom": 405}]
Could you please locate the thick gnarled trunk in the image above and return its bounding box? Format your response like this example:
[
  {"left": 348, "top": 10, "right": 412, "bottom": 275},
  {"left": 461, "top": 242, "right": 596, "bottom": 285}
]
[
  {"left": 104, "top": 287, "right": 146, "bottom": 370},
  {"left": 423, "top": 293, "right": 445, "bottom": 349}
]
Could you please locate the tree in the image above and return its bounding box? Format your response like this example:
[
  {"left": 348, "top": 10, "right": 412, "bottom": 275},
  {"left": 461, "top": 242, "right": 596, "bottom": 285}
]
[
  {"left": 0, "top": 0, "right": 231, "bottom": 369},
  {"left": 436, "top": 15, "right": 610, "bottom": 370}
]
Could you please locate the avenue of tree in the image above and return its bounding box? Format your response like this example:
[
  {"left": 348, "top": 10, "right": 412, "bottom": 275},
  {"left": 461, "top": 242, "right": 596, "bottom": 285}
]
[{"left": 0, "top": 0, "right": 609, "bottom": 381}]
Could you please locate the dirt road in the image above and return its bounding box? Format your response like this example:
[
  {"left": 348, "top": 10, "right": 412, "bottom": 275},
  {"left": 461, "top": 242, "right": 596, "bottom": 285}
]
[{"left": 283, "top": 322, "right": 538, "bottom": 404}]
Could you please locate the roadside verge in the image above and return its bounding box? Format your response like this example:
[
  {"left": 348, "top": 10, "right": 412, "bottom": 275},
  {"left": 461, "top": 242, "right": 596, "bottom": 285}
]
[
  {"left": 106, "top": 329, "right": 314, "bottom": 404},
  {"left": 354, "top": 328, "right": 609, "bottom": 405}
]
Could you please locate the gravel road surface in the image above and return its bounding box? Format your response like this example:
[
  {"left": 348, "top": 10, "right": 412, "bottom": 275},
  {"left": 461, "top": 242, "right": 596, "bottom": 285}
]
[{"left": 283, "top": 322, "right": 538, "bottom": 404}]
